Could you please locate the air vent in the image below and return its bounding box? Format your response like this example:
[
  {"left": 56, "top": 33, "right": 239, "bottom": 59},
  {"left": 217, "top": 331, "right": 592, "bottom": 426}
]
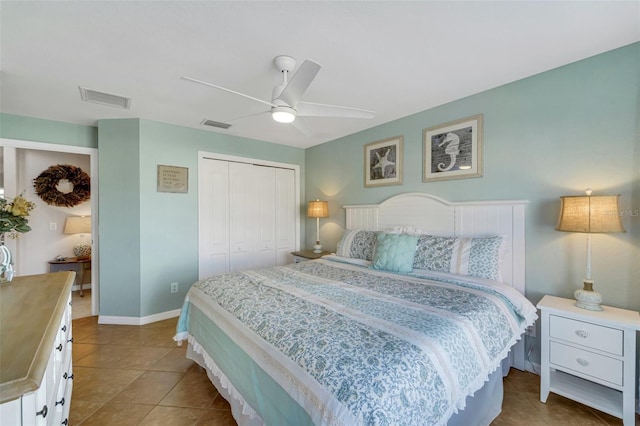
[
  {"left": 79, "top": 87, "right": 132, "bottom": 109},
  {"left": 201, "top": 119, "right": 231, "bottom": 129}
]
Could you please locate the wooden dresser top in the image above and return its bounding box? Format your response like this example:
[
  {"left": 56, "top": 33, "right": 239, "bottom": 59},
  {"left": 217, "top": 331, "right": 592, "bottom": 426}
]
[{"left": 0, "top": 272, "right": 74, "bottom": 403}]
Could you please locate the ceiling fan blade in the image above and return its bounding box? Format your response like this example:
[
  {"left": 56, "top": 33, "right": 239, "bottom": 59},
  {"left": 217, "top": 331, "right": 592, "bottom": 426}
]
[
  {"left": 292, "top": 116, "right": 312, "bottom": 136},
  {"left": 277, "top": 60, "right": 321, "bottom": 108},
  {"left": 226, "top": 110, "right": 270, "bottom": 123},
  {"left": 181, "top": 76, "right": 276, "bottom": 108},
  {"left": 297, "top": 101, "right": 375, "bottom": 119}
]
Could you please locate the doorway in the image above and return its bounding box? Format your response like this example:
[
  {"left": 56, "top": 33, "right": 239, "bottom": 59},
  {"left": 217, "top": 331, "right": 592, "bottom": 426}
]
[{"left": 0, "top": 138, "right": 99, "bottom": 316}]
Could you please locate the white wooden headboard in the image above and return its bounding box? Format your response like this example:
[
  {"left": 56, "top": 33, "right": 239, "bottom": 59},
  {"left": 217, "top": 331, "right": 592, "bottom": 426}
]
[{"left": 344, "top": 192, "right": 529, "bottom": 369}]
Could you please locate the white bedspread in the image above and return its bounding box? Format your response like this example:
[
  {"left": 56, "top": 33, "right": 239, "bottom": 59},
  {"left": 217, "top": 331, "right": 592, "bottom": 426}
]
[{"left": 175, "top": 258, "right": 537, "bottom": 426}]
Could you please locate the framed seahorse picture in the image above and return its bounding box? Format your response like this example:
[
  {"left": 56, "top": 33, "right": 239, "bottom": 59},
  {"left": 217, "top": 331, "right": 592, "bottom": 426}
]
[
  {"left": 364, "top": 135, "right": 404, "bottom": 187},
  {"left": 423, "top": 114, "right": 483, "bottom": 182}
]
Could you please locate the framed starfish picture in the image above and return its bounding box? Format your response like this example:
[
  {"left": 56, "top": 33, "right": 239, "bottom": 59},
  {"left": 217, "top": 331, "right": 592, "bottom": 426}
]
[
  {"left": 364, "top": 136, "right": 403, "bottom": 187},
  {"left": 423, "top": 114, "right": 483, "bottom": 182}
]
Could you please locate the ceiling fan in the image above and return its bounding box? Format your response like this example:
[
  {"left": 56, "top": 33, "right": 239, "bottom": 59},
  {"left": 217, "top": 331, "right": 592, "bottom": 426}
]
[{"left": 181, "top": 55, "right": 375, "bottom": 135}]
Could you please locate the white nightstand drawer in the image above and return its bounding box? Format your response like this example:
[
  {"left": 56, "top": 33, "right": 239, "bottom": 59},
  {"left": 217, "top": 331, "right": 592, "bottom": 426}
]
[
  {"left": 550, "top": 341, "right": 623, "bottom": 386},
  {"left": 549, "top": 314, "right": 622, "bottom": 356}
]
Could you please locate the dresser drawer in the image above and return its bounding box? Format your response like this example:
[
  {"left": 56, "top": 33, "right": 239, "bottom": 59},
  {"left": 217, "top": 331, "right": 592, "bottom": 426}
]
[
  {"left": 549, "top": 314, "right": 622, "bottom": 355},
  {"left": 550, "top": 341, "right": 623, "bottom": 386}
]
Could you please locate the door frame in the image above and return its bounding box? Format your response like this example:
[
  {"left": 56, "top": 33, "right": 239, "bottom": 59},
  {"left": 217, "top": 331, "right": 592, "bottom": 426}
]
[
  {"left": 198, "top": 151, "right": 301, "bottom": 278},
  {"left": 1, "top": 138, "right": 100, "bottom": 315}
]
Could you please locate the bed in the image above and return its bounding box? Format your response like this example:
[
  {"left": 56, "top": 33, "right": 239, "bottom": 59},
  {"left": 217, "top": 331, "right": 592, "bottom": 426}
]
[{"left": 175, "top": 193, "right": 537, "bottom": 426}]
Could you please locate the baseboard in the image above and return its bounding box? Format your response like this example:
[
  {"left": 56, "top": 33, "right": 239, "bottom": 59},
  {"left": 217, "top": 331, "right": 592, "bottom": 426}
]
[
  {"left": 525, "top": 361, "right": 541, "bottom": 375},
  {"left": 98, "top": 308, "right": 181, "bottom": 326}
]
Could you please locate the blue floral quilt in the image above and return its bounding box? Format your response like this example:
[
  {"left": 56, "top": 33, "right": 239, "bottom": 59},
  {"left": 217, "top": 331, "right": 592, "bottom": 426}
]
[{"left": 175, "top": 258, "right": 537, "bottom": 426}]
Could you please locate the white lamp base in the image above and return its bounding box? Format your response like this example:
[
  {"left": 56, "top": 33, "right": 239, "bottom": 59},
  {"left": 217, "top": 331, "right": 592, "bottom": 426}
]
[
  {"left": 574, "top": 280, "right": 603, "bottom": 311},
  {"left": 313, "top": 242, "right": 322, "bottom": 254}
]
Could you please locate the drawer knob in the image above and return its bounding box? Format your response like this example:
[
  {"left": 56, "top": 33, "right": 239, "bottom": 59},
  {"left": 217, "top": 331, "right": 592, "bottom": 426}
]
[
  {"left": 62, "top": 419, "right": 69, "bottom": 425},
  {"left": 55, "top": 397, "right": 65, "bottom": 407},
  {"left": 575, "top": 330, "right": 588, "bottom": 338},
  {"left": 56, "top": 344, "right": 63, "bottom": 351},
  {"left": 576, "top": 358, "right": 589, "bottom": 367},
  {"left": 63, "top": 372, "right": 74, "bottom": 380},
  {"left": 61, "top": 325, "right": 67, "bottom": 332},
  {"left": 36, "top": 405, "right": 48, "bottom": 418},
  {"left": 68, "top": 337, "right": 74, "bottom": 343}
]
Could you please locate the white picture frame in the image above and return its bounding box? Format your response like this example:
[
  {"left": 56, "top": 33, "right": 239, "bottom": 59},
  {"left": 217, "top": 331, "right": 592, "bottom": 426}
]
[
  {"left": 423, "top": 114, "right": 483, "bottom": 182},
  {"left": 364, "top": 136, "right": 403, "bottom": 187}
]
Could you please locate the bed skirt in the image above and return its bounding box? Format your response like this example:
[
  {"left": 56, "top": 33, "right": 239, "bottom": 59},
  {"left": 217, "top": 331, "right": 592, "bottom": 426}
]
[{"left": 185, "top": 337, "right": 509, "bottom": 426}]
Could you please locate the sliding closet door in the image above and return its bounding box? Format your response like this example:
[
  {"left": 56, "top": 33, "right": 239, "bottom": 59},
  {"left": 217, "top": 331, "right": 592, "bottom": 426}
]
[
  {"left": 229, "top": 162, "right": 255, "bottom": 273},
  {"left": 253, "top": 166, "right": 277, "bottom": 269},
  {"left": 275, "top": 168, "right": 296, "bottom": 265},
  {"left": 229, "top": 163, "right": 282, "bottom": 272},
  {"left": 199, "top": 155, "right": 299, "bottom": 279},
  {"left": 199, "top": 159, "right": 230, "bottom": 278}
]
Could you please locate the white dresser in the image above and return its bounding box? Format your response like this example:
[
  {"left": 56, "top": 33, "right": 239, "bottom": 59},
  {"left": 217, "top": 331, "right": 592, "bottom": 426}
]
[
  {"left": 538, "top": 295, "right": 640, "bottom": 426},
  {"left": 0, "top": 272, "right": 75, "bottom": 425}
]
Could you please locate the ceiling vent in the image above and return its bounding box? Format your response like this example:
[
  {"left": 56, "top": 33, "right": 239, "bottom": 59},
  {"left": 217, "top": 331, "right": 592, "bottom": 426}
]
[
  {"left": 201, "top": 119, "right": 231, "bottom": 129},
  {"left": 79, "top": 86, "right": 132, "bottom": 109}
]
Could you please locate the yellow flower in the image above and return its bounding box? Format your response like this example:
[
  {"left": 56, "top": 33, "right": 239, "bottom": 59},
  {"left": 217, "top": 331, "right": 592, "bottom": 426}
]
[{"left": 9, "top": 196, "right": 34, "bottom": 217}]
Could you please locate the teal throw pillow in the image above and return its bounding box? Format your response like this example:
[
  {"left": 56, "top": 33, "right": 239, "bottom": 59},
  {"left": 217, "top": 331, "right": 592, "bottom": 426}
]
[{"left": 371, "top": 232, "right": 419, "bottom": 273}]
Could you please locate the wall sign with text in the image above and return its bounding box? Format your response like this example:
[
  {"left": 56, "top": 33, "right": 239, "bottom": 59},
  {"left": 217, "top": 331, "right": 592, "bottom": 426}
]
[{"left": 157, "top": 165, "right": 188, "bottom": 193}]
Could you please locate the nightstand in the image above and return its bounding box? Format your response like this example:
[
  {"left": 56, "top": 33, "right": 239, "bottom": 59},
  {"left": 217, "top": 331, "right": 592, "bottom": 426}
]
[
  {"left": 538, "top": 295, "right": 640, "bottom": 425},
  {"left": 291, "top": 250, "right": 331, "bottom": 263}
]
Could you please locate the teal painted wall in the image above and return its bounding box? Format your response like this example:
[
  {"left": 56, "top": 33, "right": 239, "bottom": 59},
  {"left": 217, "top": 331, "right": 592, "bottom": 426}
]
[
  {"left": 0, "top": 113, "right": 98, "bottom": 147},
  {"left": 98, "top": 119, "right": 143, "bottom": 317},
  {"left": 306, "top": 43, "right": 640, "bottom": 323}
]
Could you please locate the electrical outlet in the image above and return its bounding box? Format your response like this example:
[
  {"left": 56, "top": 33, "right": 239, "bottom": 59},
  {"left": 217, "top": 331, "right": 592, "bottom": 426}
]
[
  {"left": 525, "top": 324, "right": 536, "bottom": 337},
  {"left": 170, "top": 282, "right": 178, "bottom": 294}
]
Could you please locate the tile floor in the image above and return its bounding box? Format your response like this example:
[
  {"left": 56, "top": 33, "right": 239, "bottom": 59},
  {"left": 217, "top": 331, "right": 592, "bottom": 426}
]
[
  {"left": 70, "top": 316, "right": 638, "bottom": 425},
  {"left": 72, "top": 288, "right": 92, "bottom": 320},
  {"left": 496, "top": 369, "right": 637, "bottom": 425},
  {"left": 70, "top": 316, "right": 236, "bottom": 425}
]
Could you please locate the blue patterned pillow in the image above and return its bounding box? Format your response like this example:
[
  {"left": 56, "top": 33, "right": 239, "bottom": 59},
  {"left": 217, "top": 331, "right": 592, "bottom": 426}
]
[
  {"left": 412, "top": 235, "right": 456, "bottom": 272},
  {"left": 371, "top": 233, "right": 419, "bottom": 273},
  {"left": 336, "top": 230, "right": 377, "bottom": 261},
  {"left": 413, "top": 234, "right": 505, "bottom": 281}
]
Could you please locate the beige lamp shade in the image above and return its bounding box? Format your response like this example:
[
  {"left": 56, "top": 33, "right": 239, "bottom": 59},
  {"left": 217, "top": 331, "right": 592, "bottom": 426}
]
[
  {"left": 308, "top": 200, "right": 329, "bottom": 253},
  {"left": 556, "top": 195, "right": 625, "bottom": 234},
  {"left": 64, "top": 216, "right": 92, "bottom": 258},
  {"left": 64, "top": 216, "right": 92, "bottom": 234},
  {"left": 307, "top": 200, "right": 329, "bottom": 218}
]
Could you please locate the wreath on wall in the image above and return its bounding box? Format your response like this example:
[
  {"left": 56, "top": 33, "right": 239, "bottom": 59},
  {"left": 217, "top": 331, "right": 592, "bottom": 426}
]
[{"left": 33, "top": 164, "right": 91, "bottom": 207}]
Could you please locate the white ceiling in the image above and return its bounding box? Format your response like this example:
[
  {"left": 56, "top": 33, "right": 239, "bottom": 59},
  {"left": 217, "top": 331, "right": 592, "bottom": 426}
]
[{"left": 1, "top": 1, "right": 638, "bottom": 149}]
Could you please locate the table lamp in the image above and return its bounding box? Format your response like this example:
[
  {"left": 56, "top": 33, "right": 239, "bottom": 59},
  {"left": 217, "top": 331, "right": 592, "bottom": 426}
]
[
  {"left": 307, "top": 200, "right": 329, "bottom": 253},
  {"left": 556, "top": 189, "right": 625, "bottom": 310},
  {"left": 64, "top": 215, "right": 92, "bottom": 258}
]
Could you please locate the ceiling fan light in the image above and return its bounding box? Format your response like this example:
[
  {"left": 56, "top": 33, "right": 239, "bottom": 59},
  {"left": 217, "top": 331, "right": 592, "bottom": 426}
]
[{"left": 272, "top": 106, "right": 296, "bottom": 123}]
